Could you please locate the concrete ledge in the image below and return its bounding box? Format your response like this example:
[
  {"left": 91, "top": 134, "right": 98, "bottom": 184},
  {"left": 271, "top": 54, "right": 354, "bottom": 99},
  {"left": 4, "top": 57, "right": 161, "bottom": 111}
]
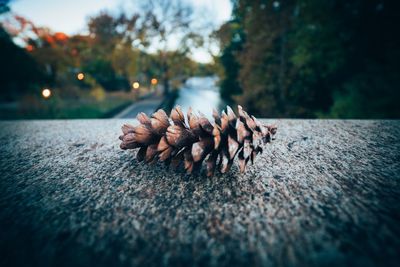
[{"left": 0, "top": 119, "right": 399, "bottom": 267}]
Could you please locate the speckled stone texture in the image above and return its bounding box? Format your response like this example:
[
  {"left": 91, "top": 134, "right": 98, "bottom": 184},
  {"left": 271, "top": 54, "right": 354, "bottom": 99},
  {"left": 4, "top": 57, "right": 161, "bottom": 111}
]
[{"left": 0, "top": 120, "right": 399, "bottom": 267}]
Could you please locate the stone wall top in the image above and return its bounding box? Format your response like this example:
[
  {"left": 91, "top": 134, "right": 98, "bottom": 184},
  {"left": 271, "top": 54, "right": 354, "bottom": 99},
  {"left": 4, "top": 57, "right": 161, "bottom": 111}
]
[{"left": 0, "top": 119, "right": 399, "bottom": 267}]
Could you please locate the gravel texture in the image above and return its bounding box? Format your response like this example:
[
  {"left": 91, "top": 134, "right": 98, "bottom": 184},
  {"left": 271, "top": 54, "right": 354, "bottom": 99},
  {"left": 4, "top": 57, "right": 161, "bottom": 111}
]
[{"left": 0, "top": 119, "right": 399, "bottom": 267}]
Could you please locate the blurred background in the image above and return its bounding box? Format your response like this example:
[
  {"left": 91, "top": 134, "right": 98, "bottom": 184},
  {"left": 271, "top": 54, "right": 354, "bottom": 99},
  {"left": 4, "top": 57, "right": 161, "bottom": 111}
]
[{"left": 0, "top": 0, "right": 399, "bottom": 119}]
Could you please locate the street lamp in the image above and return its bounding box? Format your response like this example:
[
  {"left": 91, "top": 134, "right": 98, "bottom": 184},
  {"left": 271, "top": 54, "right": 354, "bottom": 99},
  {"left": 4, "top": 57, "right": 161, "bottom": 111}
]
[
  {"left": 132, "top": 82, "right": 140, "bottom": 90},
  {"left": 77, "top": 72, "right": 85, "bottom": 80},
  {"left": 42, "top": 88, "right": 51, "bottom": 99},
  {"left": 273, "top": 1, "right": 280, "bottom": 10}
]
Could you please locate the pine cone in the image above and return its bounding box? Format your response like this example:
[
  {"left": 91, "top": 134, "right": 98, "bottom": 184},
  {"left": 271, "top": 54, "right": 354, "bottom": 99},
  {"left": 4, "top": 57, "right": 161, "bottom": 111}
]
[{"left": 119, "top": 106, "right": 277, "bottom": 176}]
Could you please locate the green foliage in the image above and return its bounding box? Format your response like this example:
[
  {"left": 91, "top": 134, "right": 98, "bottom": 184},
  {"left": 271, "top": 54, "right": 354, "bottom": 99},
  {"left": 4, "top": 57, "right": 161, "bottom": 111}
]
[
  {"left": 0, "top": 3, "right": 214, "bottom": 119},
  {"left": 0, "top": 26, "right": 47, "bottom": 101},
  {"left": 0, "top": 1, "right": 10, "bottom": 14},
  {"left": 217, "top": 0, "right": 400, "bottom": 118},
  {"left": 218, "top": 21, "right": 244, "bottom": 101},
  {"left": 83, "top": 59, "right": 129, "bottom": 91},
  {"left": 0, "top": 92, "right": 131, "bottom": 119},
  {"left": 329, "top": 69, "right": 400, "bottom": 119},
  {"left": 140, "top": 0, "right": 204, "bottom": 95}
]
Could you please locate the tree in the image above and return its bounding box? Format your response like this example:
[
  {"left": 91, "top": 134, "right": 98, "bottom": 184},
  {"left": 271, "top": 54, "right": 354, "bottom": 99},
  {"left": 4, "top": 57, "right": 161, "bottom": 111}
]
[
  {"left": 233, "top": 0, "right": 295, "bottom": 117},
  {"left": 325, "top": 0, "right": 400, "bottom": 118},
  {"left": 218, "top": 0, "right": 400, "bottom": 118},
  {"left": 216, "top": 20, "right": 244, "bottom": 102},
  {"left": 0, "top": 26, "right": 46, "bottom": 101},
  {"left": 85, "top": 11, "right": 143, "bottom": 91},
  {"left": 140, "top": 0, "right": 198, "bottom": 95},
  {"left": 0, "top": 5, "right": 48, "bottom": 101}
]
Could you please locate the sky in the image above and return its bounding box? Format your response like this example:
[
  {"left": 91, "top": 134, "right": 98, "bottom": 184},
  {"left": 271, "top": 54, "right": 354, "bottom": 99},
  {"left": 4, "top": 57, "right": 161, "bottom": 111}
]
[{"left": 8, "top": 0, "right": 232, "bottom": 63}]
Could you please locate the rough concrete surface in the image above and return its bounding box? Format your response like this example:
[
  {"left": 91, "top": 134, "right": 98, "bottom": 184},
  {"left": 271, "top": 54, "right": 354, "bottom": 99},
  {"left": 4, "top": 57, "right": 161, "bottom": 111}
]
[{"left": 0, "top": 119, "right": 399, "bottom": 267}]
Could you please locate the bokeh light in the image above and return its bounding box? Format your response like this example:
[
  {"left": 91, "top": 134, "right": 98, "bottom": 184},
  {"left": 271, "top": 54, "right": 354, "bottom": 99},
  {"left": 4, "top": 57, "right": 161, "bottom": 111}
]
[
  {"left": 77, "top": 73, "right": 85, "bottom": 80},
  {"left": 42, "top": 88, "right": 51, "bottom": 98},
  {"left": 273, "top": 1, "right": 280, "bottom": 9},
  {"left": 132, "top": 82, "right": 140, "bottom": 90},
  {"left": 151, "top": 78, "right": 158, "bottom": 85}
]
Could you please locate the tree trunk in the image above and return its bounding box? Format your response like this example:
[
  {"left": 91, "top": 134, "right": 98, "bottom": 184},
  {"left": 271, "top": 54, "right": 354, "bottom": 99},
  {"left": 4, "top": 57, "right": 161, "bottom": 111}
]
[
  {"left": 163, "top": 77, "right": 169, "bottom": 96},
  {"left": 162, "top": 60, "right": 170, "bottom": 96}
]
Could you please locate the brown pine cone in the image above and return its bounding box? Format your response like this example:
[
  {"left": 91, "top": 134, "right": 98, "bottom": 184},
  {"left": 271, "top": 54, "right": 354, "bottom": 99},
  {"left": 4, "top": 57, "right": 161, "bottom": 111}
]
[{"left": 119, "top": 105, "right": 277, "bottom": 176}]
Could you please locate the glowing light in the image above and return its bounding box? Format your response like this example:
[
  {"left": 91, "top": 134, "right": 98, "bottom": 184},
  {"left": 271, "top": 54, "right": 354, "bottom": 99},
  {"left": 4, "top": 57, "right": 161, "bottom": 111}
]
[
  {"left": 151, "top": 78, "right": 158, "bottom": 85},
  {"left": 132, "top": 82, "right": 140, "bottom": 90},
  {"left": 54, "top": 32, "right": 68, "bottom": 42},
  {"left": 42, "top": 88, "right": 51, "bottom": 98},
  {"left": 26, "top": 45, "right": 34, "bottom": 52},
  {"left": 77, "top": 73, "right": 85, "bottom": 80}
]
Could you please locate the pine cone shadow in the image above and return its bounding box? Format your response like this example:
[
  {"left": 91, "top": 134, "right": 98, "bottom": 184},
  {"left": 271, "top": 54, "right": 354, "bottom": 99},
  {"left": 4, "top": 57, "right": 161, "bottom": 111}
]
[
  {"left": 117, "top": 150, "right": 253, "bottom": 208},
  {"left": 119, "top": 149, "right": 243, "bottom": 182}
]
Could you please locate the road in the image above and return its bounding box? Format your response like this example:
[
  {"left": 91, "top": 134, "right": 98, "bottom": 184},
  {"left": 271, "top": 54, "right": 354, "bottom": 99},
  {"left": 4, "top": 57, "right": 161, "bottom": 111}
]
[
  {"left": 114, "top": 95, "right": 163, "bottom": 118},
  {"left": 115, "top": 76, "right": 223, "bottom": 119}
]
